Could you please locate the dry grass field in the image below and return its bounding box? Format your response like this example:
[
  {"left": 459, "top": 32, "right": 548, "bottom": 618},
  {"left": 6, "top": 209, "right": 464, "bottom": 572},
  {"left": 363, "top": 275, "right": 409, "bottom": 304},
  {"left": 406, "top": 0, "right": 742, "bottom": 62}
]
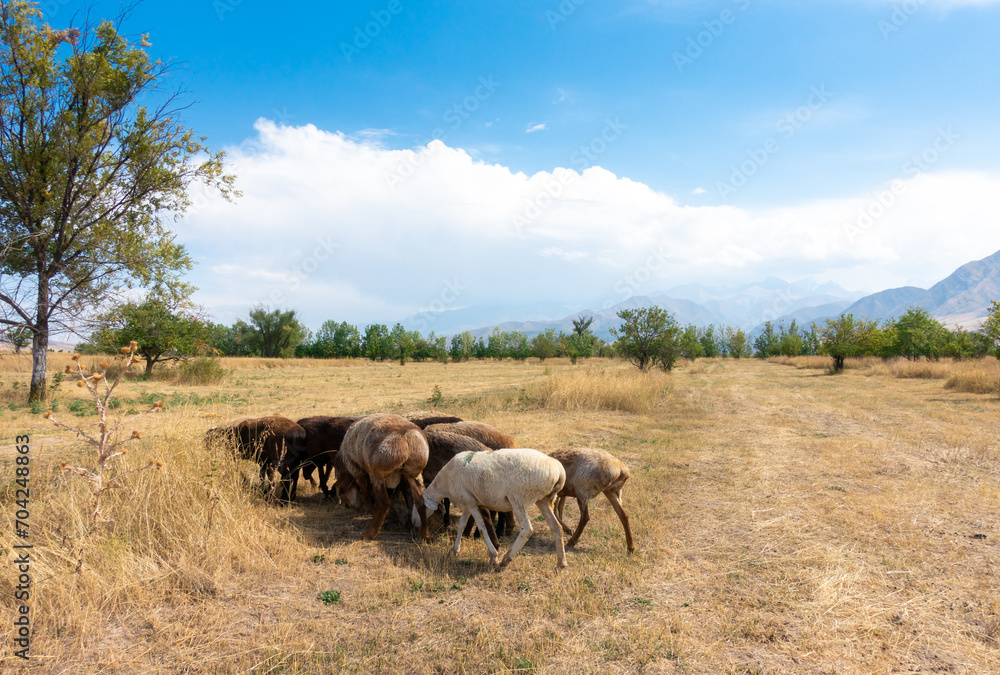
[{"left": 1, "top": 353, "right": 999, "bottom": 673}]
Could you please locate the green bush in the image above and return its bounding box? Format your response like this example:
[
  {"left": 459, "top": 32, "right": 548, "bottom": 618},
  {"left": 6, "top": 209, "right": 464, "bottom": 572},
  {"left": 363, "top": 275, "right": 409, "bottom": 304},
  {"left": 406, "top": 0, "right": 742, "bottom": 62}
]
[{"left": 174, "top": 358, "right": 228, "bottom": 385}]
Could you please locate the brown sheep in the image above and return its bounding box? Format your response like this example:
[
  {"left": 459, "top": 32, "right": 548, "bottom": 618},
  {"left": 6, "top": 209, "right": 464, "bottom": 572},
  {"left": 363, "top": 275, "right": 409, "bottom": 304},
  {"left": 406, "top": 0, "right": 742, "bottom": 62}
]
[
  {"left": 424, "top": 421, "right": 515, "bottom": 450},
  {"left": 333, "top": 413, "right": 430, "bottom": 541},
  {"left": 548, "top": 448, "right": 634, "bottom": 553},
  {"left": 278, "top": 416, "right": 363, "bottom": 499},
  {"left": 407, "top": 415, "right": 464, "bottom": 429},
  {"left": 204, "top": 416, "right": 306, "bottom": 500}
]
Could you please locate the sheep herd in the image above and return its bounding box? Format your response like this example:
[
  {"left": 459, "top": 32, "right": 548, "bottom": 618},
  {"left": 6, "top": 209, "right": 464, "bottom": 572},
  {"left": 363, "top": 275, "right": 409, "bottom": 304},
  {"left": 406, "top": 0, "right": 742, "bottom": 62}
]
[{"left": 204, "top": 412, "right": 635, "bottom": 569}]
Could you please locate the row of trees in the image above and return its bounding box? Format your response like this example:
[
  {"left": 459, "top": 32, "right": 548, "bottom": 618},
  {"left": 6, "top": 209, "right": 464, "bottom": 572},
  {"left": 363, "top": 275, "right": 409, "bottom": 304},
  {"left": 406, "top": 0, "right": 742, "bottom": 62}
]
[{"left": 78, "top": 297, "right": 1000, "bottom": 376}]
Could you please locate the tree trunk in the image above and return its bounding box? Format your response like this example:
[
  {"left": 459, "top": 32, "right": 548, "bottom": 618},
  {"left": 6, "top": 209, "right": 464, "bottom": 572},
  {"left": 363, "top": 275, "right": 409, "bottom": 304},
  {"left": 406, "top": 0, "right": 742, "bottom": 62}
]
[
  {"left": 28, "top": 322, "right": 48, "bottom": 403},
  {"left": 145, "top": 357, "right": 155, "bottom": 375}
]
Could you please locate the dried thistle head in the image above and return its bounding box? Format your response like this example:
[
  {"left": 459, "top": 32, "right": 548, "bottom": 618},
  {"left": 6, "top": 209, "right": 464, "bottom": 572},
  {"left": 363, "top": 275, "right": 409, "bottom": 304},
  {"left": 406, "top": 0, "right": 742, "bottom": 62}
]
[
  {"left": 130, "top": 341, "right": 138, "bottom": 349},
  {"left": 120, "top": 346, "right": 131, "bottom": 354},
  {"left": 72, "top": 354, "right": 80, "bottom": 361},
  {"left": 77, "top": 380, "right": 85, "bottom": 388},
  {"left": 131, "top": 430, "right": 142, "bottom": 440},
  {"left": 60, "top": 462, "right": 67, "bottom": 469},
  {"left": 155, "top": 460, "right": 164, "bottom": 470},
  {"left": 43, "top": 411, "right": 52, "bottom": 419},
  {"left": 132, "top": 355, "right": 141, "bottom": 364},
  {"left": 154, "top": 400, "right": 165, "bottom": 409},
  {"left": 99, "top": 362, "right": 109, "bottom": 369},
  {"left": 64, "top": 365, "right": 72, "bottom": 374},
  {"left": 92, "top": 373, "right": 104, "bottom": 382}
]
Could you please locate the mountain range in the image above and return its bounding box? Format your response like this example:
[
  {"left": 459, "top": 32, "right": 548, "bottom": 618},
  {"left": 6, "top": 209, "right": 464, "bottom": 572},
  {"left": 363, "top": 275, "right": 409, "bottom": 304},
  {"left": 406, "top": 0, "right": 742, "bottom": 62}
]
[{"left": 400, "top": 249, "right": 1000, "bottom": 339}]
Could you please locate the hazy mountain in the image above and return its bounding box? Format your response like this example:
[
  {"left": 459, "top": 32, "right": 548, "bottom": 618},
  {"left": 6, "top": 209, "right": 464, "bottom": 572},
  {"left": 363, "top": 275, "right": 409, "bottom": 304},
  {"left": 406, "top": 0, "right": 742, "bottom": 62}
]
[
  {"left": 468, "top": 295, "right": 729, "bottom": 341},
  {"left": 836, "top": 249, "right": 1000, "bottom": 329},
  {"left": 400, "top": 300, "right": 582, "bottom": 335},
  {"left": 398, "top": 250, "right": 1000, "bottom": 340},
  {"left": 661, "top": 277, "right": 863, "bottom": 330}
]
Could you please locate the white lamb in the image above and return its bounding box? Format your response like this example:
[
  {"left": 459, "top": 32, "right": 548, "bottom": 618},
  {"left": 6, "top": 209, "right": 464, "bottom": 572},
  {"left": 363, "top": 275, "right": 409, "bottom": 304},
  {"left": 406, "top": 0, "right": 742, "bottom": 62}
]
[{"left": 422, "top": 448, "right": 567, "bottom": 569}]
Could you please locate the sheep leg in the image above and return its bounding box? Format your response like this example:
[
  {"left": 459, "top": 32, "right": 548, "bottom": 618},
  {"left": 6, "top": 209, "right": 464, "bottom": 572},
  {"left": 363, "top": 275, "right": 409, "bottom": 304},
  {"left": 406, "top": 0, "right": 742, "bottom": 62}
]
[
  {"left": 479, "top": 508, "right": 500, "bottom": 550},
  {"left": 406, "top": 475, "right": 430, "bottom": 541},
  {"left": 363, "top": 482, "right": 392, "bottom": 540},
  {"left": 318, "top": 462, "right": 333, "bottom": 498},
  {"left": 452, "top": 511, "right": 471, "bottom": 557},
  {"left": 354, "top": 473, "right": 377, "bottom": 512},
  {"left": 499, "top": 503, "right": 533, "bottom": 568},
  {"left": 565, "top": 498, "right": 590, "bottom": 549},
  {"left": 302, "top": 463, "right": 318, "bottom": 488},
  {"left": 605, "top": 489, "right": 635, "bottom": 553},
  {"left": 537, "top": 497, "right": 567, "bottom": 569},
  {"left": 554, "top": 495, "right": 573, "bottom": 535},
  {"left": 468, "top": 507, "right": 500, "bottom": 566}
]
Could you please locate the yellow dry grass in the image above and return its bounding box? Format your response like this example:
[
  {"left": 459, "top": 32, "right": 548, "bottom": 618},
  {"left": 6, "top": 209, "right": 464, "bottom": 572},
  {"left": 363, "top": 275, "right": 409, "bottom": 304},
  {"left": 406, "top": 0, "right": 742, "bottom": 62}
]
[{"left": 1, "top": 356, "right": 999, "bottom": 673}]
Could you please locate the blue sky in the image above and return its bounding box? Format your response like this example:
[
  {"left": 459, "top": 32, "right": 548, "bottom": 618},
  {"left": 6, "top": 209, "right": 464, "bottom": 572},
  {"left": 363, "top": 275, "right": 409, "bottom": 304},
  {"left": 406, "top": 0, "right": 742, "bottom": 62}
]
[{"left": 46, "top": 0, "right": 1000, "bottom": 328}]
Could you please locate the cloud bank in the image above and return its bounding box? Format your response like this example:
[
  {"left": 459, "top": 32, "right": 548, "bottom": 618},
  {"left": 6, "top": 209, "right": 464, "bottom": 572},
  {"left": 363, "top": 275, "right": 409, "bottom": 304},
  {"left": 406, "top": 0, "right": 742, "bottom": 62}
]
[{"left": 177, "top": 120, "right": 1000, "bottom": 328}]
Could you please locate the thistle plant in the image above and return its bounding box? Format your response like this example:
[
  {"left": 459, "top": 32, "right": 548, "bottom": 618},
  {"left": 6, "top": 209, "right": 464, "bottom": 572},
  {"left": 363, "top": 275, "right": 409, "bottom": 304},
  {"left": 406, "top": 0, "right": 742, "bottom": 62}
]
[{"left": 45, "top": 342, "right": 164, "bottom": 565}]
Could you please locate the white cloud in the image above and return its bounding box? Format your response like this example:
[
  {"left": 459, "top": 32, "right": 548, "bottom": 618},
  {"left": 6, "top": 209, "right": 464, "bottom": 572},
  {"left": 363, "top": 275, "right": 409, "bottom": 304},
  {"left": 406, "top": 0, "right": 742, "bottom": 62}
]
[
  {"left": 177, "top": 119, "right": 1000, "bottom": 328},
  {"left": 525, "top": 122, "right": 548, "bottom": 133},
  {"left": 692, "top": 187, "right": 706, "bottom": 195}
]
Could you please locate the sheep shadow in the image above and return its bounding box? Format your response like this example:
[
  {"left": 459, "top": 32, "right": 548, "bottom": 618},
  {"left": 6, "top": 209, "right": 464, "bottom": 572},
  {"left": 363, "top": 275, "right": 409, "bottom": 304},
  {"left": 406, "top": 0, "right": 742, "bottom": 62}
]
[{"left": 277, "top": 490, "right": 559, "bottom": 577}]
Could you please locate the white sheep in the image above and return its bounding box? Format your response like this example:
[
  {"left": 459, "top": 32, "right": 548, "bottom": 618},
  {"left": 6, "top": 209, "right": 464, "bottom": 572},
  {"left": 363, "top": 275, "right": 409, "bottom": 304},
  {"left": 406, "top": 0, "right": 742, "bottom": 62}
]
[{"left": 423, "top": 448, "right": 567, "bottom": 568}]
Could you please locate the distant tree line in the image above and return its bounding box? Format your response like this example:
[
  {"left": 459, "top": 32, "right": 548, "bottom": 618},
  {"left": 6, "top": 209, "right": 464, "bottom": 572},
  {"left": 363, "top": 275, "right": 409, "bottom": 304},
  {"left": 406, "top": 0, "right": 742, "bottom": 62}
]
[{"left": 76, "top": 297, "right": 1000, "bottom": 376}]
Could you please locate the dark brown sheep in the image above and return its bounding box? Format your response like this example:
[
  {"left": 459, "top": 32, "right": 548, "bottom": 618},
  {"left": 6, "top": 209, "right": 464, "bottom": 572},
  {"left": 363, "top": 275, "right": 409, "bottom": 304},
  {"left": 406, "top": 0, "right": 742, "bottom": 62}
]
[
  {"left": 278, "top": 416, "right": 363, "bottom": 500},
  {"left": 204, "top": 416, "right": 306, "bottom": 500},
  {"left": 333, "top": 413, "right": 430, "bottom": 541},
  {"left": 548, "top": 447, "right": 634, "bottom": 553},
  {"left": 407, "top": 415, "right": 464, "bottom": 429},
  {"left": 424, "top": 421, "right": 516, "bottom": 450}
]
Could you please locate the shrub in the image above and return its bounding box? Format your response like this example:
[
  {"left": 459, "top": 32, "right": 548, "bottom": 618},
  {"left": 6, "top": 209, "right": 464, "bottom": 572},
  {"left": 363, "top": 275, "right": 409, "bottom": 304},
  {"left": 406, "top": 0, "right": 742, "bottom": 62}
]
[{"left": 174, "top": 357, "right": 228, "bottom": 385}]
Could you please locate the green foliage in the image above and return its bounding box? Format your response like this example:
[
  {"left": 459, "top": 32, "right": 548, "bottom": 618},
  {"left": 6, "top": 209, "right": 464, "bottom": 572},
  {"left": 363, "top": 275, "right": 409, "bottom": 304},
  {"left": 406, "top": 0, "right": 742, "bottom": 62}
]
[
  {"left": 611, "top": 306, "right": 681, "bottom": 371},
  {"left": 0, "top": 3, "right": 236, "bottom": 400},
  {"left": 449, "top": 330, "right": 475, "bottom": 362},
  {"left": 889, "top": 307, "right": 949, "bottom": 360},
  {"left": 296, "top": 320, "right": 362, "bottom": 358},
  {"left": 979, "top": 300, "right": 1000, "bottom": 359},
  {"left": 779, "top": 320, "right": 807, "bottom": 357},
  {"left": 4, "top": 325, "right": 30, "bottom": 354},
  {"left": 317, "top": 590, "right": 341, "bottom": 605},
  {"left": 680, "top": 325, "right": 703, "bottom": 360},
  {"left": 753, "top": 321, "right": 781, "bottom": 359},
  {"left": 175, "top": 357, "right": 227, "bottom": 385},
  {"left": 816, "top": 314, "right": 883, "bottom": 372},
  {"left": 245, "top": 306, "right": 307, "bottom": 358},
  {"left": 530, "top": 328, "right": 558, "bottom": 361},
  {"left": 429, "top": 385, "right": 443, "bottom": 406},
  {"left": 88, "top": 295, "right": 214, "bottom": 373},
  {"left": 487, "top": 328, "right": 530, "bottom": 361},
  {"left": 699, "top": 325, "right": 720, "bottom": 358},
  {"left": 362, "top": 323, "right": 392, "bottom": 361},
  {"left": 723, "top": 326, "right": 749, "bottom": 359}
]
